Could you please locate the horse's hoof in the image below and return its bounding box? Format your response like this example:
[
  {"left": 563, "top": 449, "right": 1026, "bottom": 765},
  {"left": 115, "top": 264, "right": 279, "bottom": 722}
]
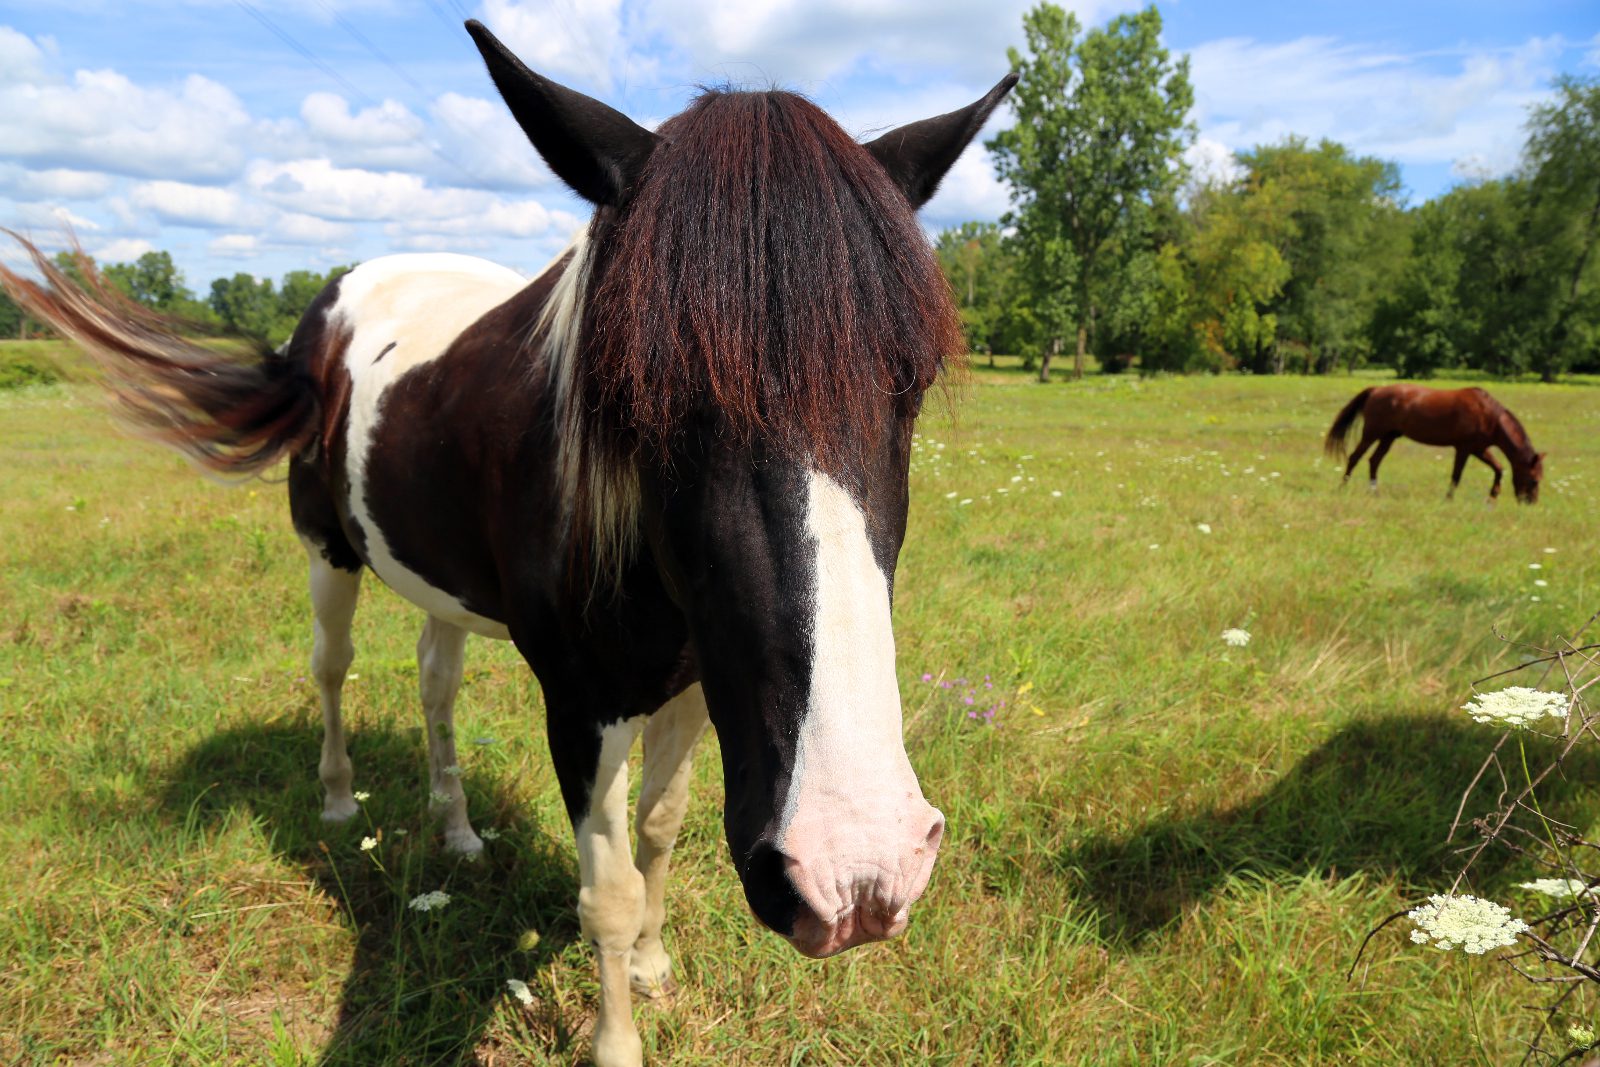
[
  {"left": 321, "top": 798, "right": 359, "bottom": 822},
  {"left": 629, "top": 945, "right": 676, "bottom": 999},
  {"left": 444, "top": 828, "right": 484, "bottom": 857}
]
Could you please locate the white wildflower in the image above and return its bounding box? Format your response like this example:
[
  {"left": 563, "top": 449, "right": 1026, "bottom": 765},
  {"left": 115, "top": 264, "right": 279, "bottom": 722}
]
[
  {"left": 392, "top": 828, "right": 409, "bottom": 837},
  {"left": 441, "top": 765, "right": 464, "bottom": 778},
  {"left": 945, "top": 491, "right": 957, "bottom": 499},
  {"left": 1051, "top": 490, "right": 1062, "bottom": 498},
  {"left": 480, "top": 827, "right": 502, "bottom": 841},
  {"left": 1221, "top": 628, "right": 1251, "bottom": 648},
  {"left": 353, "top": 790, "right": 371, "bottom": 802},
  {"left": 408, "top": 890, "right": 452, "bottom": 912},
  {"left": 1519, "top": 878, "right": 1594, "bottom": 899},
  {"left": 1535, "top": 579, "right": 1548, "bottom": 587},
  {"left": 360, "top": 836, "right": 377, "bottom": 852},
  {"left": 1407, "top": 894, "right": 1528, "bottom": 954},
  {"left": 1462, "top": 687, "right": 1567, "bottom": 728},
  {"left": 473, "top": 736, "right": 497, "bottom": 746},
  {"left": 1570, "top": 1024, "right": 1595, "bottom": 1049},
  {"left": 1544, "top": 547, "right": 1557, "bottom": 554},
  {"left": 1196, "top": 523, "right": 1212, "bottom": 534},
  {"left": 1530, "top": 563, "right": 1542, "bottom": 570},
  {"left": 1148, "top": 544, "right": 1160, "bottom": 551},
  {"left": 429, "top": 789, "right": 453, "bottom": 805},
  {"left": 507, "top": 978, "right": 534, "bottom": 1006},
  {"left": 959, "top": 498, "right": 972, "bottom": 506}
]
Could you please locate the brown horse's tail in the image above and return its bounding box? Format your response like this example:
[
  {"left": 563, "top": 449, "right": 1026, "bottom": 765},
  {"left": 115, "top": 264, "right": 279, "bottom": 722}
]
[
  {"left": 1323, "top": 387, "right": 1374, "bottom": 459},
  {"left": 0, "top": 233, "right": 318, "bottom": 477}
]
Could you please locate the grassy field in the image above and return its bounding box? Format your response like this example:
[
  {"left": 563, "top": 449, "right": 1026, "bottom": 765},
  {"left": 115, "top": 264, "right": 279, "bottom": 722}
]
[{"left": 3, "top": 347, "right": 1599, "bottom": 1065}]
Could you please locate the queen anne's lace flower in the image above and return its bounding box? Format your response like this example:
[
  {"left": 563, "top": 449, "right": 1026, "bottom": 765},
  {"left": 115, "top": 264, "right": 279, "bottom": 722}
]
[
  {"left": 353, "top": 791, "right": 371, "bottom": 802},
  {"left": 359, "top": 836, "right": 377, "bottom": 852},
  {"left": 506, "top": 978, "right": 535, "bottom": 1006},
  {"left": 1569, "top": 1024, "right": 1595, "bottom": 1049},
  {"left": 1519, "top": 878, "right": 1594, "bottom": 899},
  {"left": 1407, "top": 894, "right": 1528, "bottom": 954},
  {"left": 1221, "top": 628, "right": 1251, "bottom": 647},
  {"left": 1462, "top": 687, "right": 1568, "bottom": 728},
  {"left": 408, "top": 890, "right": 452, "bottom": 912}
]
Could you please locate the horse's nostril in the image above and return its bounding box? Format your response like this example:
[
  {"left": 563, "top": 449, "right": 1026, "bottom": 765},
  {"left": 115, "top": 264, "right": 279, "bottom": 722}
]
[
  {"left": 740, "top": 840, "right": 803, "bottom": 937},
  {"left": 923, "top": 811, "right": 945, "bottom": 853}
]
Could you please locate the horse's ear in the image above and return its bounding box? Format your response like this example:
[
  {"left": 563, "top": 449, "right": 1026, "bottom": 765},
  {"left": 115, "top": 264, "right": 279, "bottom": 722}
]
[
  {"left": 864, "top": 74, "right": 1018, "bottom": 209},
  {"left": 465, "top": 20, "right": 659, "bottom": 207}
]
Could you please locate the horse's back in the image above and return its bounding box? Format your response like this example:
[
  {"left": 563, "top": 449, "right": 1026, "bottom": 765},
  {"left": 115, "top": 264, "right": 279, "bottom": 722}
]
[{"left": 1365, "top": 383, "right": 1496, "bottom": 446}]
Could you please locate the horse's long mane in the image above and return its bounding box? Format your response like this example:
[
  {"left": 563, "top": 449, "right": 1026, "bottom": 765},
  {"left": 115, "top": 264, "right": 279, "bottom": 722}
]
[
  {"left": 1488, "top": 393, "right": 1537, "bottom": 464},
  {"left": 542, "top": 88, "right": 962, "bottom": 574}
]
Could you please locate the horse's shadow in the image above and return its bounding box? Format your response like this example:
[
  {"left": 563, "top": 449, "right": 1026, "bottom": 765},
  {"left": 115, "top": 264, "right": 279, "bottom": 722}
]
[
  {"left": 1058, "top": 712, "right": 1600, "bottom": 945},
  {"left": 158, "top": 719, "right": 582, "bottom": 1065}
]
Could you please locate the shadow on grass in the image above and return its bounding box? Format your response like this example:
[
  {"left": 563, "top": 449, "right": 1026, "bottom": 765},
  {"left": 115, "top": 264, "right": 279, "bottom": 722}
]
[
  {"left": 157, "top": 719, "right": 581, "bottom": 1065},
  {"left": 1060, "top": 713, "right": 1600, "bottom": 945}
]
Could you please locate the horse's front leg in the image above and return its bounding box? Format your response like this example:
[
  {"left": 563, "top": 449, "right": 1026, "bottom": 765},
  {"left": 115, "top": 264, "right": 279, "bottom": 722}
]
[
  {"left": 1474, "top": 448, "right": 1504, "bottom": 502},
  {"left": 556, "top": 714, "right": 647, "bottom": 1067},
  {"left": 631, "top": 684, "right": 710, "bottom": 997}
]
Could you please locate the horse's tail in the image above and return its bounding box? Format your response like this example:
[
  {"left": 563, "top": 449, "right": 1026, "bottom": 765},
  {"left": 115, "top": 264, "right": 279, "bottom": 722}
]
[
  {"left": 0, "top": 232, "right": 319, "bottom": 477},
  {"left": 1323, "top": 387, "right": 1374, "bottom": 459}
]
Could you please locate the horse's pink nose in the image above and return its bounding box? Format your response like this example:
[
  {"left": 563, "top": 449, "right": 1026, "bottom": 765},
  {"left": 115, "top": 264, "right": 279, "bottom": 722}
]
[{"left": 782, "top": 805, "right": 945, "bottom": 959}]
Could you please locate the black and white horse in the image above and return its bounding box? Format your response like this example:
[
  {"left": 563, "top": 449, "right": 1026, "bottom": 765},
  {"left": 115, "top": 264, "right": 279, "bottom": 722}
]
[{"left": 3, "top": 22, "right": 1014, "bottom": 1066}]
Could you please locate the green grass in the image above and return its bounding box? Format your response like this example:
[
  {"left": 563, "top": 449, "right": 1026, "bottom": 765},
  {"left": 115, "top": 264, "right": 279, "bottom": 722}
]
[
  {"left": 0, "top": 339, "right": 87, "bottom": 389},
  {"left": 3, "top": 365, "right": 1598, "bottom": 1064}
]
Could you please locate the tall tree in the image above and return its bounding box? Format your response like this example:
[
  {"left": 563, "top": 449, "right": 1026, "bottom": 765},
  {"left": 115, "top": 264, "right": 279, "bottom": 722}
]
[
  {"left": 988, "top": 3, "right": 1193, "bottom": 381},
  {"left": 1522, "top": 76, "right": 1600, "bottom": 379},
  {"left": 102, "top": 251, "right": 185, "bottom": 310},
  {"left": 1237, "top": 138, "right": 1404, "bottom": 373}
]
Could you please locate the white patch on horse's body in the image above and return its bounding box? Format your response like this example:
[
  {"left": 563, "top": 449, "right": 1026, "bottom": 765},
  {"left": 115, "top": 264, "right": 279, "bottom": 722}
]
[
  {"left": 774, "top": 471, "right": 943, "bottom": 958},
  {"left": 332, "top": 253, "right": 526, "bottom": 640},
  {"left": 575, "top": 716, "right": 648, "bottom": 1067}
]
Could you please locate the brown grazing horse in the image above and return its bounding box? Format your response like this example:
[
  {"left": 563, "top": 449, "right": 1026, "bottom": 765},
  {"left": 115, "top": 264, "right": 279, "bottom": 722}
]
[{"left": 1324, "top": 384, "right": 1545, "bottom": 503}]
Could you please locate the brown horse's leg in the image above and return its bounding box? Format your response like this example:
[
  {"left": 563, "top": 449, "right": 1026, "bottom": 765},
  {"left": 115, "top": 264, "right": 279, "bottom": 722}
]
[
  {"left": 1344, "top": 433, "right": 1375, "bottom": 483},
  {"left": 1448, "top": 449, "right": 1469, "bottom": 499},
  {"left": 1475, "top": 448, "right": 1504, "bottom": 501},
  {"left": 1367, "top": 435, "right": 1397, "bottom": 491}
]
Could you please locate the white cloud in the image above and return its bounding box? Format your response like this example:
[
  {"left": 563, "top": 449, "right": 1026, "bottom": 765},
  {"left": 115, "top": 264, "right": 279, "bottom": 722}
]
[
  {"left": 1188, "top": 34, "right": 1563, "bottom": 181},
  {"left": 208, "top": 233, "right": 259, "bottom": 257},
  {"left": 640, "top": 0, "right": 1130, "bottom": 86},
  {"left": 274, "top": 212, "right": 357, "bottom": 245},
  {"left": 0, "top": 63, "right": 255, "bottom": 181},
  {"left": 0, "top": 26, "right": 46, "bottom": 85},
  {"left": 91, "top": 238, "right": 155, "bottom": 262},
  {"left": 0, "top": 164, "right": 113, "bottom": 200},
  {"left": 130, "top": 180, "right": 263, "bottom": 228},
  {"left": 1185, "top": 136, "right": 1244, "bottom": 188},
  {"left": 301, "top": 93, "right": 425, "bottom": 147},
  {"left": 430, "top": 92, "right": 553, "bottom": 190},
  {"left": 479, "top": 0, "right": 626, "bottom": 90}
]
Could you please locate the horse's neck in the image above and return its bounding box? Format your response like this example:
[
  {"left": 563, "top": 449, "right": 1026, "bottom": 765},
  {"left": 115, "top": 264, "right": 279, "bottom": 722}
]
[{"left": 1491, "top": 413, "right": 1535, "bottom": 466}]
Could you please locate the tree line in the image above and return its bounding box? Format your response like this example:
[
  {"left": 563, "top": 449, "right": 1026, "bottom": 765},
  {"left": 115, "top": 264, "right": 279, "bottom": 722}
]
[
  {"left": 0, "top": 250, "right": 351, "bottom": 347},
  {"left": 942, "top": 3, "right": 1600, "bottom": 380}
]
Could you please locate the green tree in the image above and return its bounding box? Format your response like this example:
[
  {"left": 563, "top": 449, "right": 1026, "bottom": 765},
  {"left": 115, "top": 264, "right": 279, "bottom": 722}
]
[
  {"left": 988, "top": 3, "right": 1193, "bottom": 381},
  {"left": 934, "top": 223, "right": 1028, "bottom": 364},
  {"left": 102, "top": 251, "right": 185, "bottom": 310},
  {"left": 209, "top": 273, "right": 278, "bottom": 340},
  {"left": 1521, "top": 76, "right": 1600, "bottom": 379},
  {"left": 1237, "top": 138, "right": 1405, "bottom": 373}
]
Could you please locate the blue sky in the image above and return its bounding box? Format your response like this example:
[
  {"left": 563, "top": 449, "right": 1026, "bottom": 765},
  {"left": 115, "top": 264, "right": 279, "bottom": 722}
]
[{"left": 0, "top": 0, "right": 1594, "bottom": 290}]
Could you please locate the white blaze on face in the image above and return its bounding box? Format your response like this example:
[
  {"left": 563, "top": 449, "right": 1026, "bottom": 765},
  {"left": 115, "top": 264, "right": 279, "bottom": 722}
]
[{"left": 775, "top": 469, "right": 943, "bottom": 956}]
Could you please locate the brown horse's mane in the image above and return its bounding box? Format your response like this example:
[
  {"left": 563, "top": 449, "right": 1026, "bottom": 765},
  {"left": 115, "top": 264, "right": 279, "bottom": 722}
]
[
  {"left": 1486, "top": 392, "right": 1537, "bottom": 465},
  {"left": 575, "top": 87, "right": 962, "bottom": 475}
]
